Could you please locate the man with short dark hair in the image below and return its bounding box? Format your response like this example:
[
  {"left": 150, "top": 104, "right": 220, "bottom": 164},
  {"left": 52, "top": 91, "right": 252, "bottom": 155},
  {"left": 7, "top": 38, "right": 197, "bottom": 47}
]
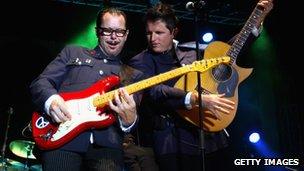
[
  {"left": 30, "top": 8, "right": 142, "bottom": 171},
  {"left": 129, "top": 1, "right": 273, "bottom": 170}
]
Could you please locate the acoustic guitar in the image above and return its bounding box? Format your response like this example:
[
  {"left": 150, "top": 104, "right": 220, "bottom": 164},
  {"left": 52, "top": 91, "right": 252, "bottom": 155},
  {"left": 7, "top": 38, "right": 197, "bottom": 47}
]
[{"left": 175, "top": 2, "right": 268, "bottom": 132}]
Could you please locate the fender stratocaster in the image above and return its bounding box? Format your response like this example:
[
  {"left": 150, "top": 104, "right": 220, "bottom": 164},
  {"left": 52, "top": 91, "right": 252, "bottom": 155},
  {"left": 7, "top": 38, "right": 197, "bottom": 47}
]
[
  {"left": 32, "top": 56, "right": 230, "bottom": 150},
  {"left": 175, "top": 2, "right": 268, "bottom": 132}
]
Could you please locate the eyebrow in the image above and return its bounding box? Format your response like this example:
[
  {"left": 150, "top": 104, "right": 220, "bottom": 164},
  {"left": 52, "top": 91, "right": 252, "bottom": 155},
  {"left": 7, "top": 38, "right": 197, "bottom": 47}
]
[{"left": 100, "top": 26, "right": 126, "bottom": 30}]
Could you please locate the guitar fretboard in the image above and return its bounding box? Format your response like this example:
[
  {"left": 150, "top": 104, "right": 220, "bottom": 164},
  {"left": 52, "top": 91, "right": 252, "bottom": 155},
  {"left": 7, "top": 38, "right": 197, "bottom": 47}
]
[
  {"left": 93, "top": 65, "right": 192, "bottom": 107},
  {"left": 92, "top": 57, "right": 230, "bottom": 108},
  {"left": 228, "top": 6, "right": 264, "bottom": 65}
]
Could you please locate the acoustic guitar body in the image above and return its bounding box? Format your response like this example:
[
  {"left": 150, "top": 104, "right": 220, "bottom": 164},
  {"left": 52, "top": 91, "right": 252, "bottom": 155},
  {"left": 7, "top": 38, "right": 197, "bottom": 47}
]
[{"left": 175, "top": 41, "right": 253, "bottom": 132}]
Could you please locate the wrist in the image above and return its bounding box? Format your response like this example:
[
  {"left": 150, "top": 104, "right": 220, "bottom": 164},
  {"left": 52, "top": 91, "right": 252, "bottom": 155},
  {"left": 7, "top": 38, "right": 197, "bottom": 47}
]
[{"left": 190, "top": 92, "right": 198, "bottom": 106}]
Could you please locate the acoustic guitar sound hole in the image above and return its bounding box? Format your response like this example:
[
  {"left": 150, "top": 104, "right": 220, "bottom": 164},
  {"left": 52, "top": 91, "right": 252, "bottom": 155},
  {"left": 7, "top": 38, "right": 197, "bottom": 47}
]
[{"left": 212, "top": 64, "right": 232, "bottom": 82}]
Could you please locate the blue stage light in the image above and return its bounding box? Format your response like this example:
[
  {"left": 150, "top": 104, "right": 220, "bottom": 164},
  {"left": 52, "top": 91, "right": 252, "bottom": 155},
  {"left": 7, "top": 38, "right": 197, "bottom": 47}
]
[
  {"left": 249, "top": 132, "right": 260, "bottom": 143},
  {"left": 202, "top": 32, "right": 213, "bottom": 43}
]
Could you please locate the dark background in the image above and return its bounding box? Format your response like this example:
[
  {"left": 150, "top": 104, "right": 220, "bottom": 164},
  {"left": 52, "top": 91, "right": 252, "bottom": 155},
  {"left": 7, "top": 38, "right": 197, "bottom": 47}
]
[{"left": 0, "top": 0, "right": 300, "bottom": 170}]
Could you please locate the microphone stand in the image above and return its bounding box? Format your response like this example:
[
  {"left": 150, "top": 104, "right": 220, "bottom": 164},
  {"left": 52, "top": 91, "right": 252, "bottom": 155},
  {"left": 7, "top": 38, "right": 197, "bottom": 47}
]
[
  {"left": 1, "top": 107, "right": 13, "bottom": 169},
  {"left": 189, "top": 1, "right": 207, "bottom": 171},
  {"left": 24, "top": 145, "right": 33, "bottom": 170}
]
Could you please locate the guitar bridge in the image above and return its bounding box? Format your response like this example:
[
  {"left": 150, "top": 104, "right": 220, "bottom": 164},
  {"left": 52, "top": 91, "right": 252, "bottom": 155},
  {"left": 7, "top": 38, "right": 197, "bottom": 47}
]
[{"left": 41, "top": 129, "right": 53, "bottom": 141}]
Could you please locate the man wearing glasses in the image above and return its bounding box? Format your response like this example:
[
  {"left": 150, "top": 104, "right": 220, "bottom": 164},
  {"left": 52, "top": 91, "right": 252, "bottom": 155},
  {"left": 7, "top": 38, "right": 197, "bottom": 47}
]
[{"left": 30, "top": 8, "right": 142, "bottom": 171}]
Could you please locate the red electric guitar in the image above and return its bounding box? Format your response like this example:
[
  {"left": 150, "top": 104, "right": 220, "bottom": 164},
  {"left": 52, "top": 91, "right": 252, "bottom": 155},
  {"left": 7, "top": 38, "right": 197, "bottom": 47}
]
[{"left": 32, "top": 56, "right": 230, "bottom": 150}]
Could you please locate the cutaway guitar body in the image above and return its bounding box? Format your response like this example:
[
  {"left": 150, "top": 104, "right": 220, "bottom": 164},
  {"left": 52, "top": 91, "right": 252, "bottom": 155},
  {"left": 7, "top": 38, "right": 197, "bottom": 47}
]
[
  {"left": 174, "top": 1, "right": 266, "bottom": 131},
  {"left": 175, "top": 41, "right": 252, "bottom": 132}
]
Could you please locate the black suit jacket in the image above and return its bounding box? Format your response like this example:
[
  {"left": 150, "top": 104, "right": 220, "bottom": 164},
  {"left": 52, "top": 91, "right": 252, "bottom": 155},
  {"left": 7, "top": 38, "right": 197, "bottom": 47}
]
[
  {"left": 30, "top": 45, "right": 142, "bottom": 152},
  {"left": 128, "top": 47, "right": 229, "bottom": 155}
]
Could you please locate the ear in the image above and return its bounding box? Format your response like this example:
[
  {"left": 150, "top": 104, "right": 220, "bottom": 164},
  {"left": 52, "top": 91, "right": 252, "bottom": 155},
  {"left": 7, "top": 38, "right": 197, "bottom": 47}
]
[
  {"left": 124, "top": 29, "right": 129, "bottom": 40},
  {"left": 172, "top": 28, "right": 179, "bottom": 37}
]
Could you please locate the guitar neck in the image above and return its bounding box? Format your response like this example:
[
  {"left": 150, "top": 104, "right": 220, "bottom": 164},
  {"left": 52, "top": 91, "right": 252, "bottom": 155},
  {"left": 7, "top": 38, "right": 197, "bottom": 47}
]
[
  {"left": 93, "top": 56, "right": 230, "bottom": 107},
  {"left": 93, "top": 65, "right": 192, "bottom": 108},
  {"left": 228, "top": 5, "right": 264, "bottom": 65}
]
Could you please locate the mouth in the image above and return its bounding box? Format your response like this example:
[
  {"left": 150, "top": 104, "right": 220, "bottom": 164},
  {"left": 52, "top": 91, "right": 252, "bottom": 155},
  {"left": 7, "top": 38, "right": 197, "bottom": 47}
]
[
  {"left": 107, "top": 41, "right": 119, "bottom": 49},
  {"left": 151, "top": 43, "right": 159, "bottom": 48}
]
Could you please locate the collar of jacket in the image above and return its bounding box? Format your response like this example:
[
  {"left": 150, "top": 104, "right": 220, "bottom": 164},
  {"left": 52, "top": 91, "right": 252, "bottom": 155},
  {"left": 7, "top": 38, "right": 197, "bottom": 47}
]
[
  {"left": 147, "top": 46, "right": 188, "bottom": 63},
  {"left": 85, "top": 45, "right": 122, "bottom": 64},
  {"left": 175, "top": 47, "right": 188, "bottom": 62}
]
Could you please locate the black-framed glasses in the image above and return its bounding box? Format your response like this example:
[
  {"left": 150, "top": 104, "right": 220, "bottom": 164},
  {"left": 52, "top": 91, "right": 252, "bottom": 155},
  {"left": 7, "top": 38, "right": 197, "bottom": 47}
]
[{"left": 97, "top": 27, "right": 127, "bottom": 37}]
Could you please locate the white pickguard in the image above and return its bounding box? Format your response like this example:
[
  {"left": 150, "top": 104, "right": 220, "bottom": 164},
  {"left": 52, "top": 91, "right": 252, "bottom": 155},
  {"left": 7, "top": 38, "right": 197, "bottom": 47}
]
[{"left": 51, "top": 93, "right": 109, "bottom": 141}]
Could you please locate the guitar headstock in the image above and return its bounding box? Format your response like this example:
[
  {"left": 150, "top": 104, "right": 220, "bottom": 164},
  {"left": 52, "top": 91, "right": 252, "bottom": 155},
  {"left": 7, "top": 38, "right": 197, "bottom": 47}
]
[{"left": 190, "top": 56, "right": 230, "bottom": 73}]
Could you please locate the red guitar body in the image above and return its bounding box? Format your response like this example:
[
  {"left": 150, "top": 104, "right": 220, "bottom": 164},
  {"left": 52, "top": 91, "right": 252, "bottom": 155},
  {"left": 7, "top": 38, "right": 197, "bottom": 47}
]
[{"left": 32, "top": 75, "right": 119, "bottom": 150}]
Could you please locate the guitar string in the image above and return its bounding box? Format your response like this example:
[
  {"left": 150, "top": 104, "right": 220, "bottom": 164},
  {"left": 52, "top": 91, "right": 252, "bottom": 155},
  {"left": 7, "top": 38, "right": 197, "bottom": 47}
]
[
  {"left": 205, "top": 5, "right": 263, "bottom": 92},
  {"left": 186, "top": 5, "right": 264, "bottom": 131}
]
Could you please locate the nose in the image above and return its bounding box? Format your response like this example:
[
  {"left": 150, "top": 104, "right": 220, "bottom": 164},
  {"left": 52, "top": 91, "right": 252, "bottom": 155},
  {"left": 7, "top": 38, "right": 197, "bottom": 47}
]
[
  {"left": 110, "top": 32, "right": 117, "bottom": 39},
  {"left": 150, "top": 32, "right": 156, "bottom": 42}
]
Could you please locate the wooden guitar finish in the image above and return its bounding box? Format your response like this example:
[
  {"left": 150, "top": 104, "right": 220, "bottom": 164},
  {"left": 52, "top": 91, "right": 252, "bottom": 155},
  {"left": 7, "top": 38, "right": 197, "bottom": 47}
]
[
  {"left": 175, "top": 3, "right": 266, "bottom": 132},
  {"left": 175, "top": 42, "right": 252, "bottom": 132}
]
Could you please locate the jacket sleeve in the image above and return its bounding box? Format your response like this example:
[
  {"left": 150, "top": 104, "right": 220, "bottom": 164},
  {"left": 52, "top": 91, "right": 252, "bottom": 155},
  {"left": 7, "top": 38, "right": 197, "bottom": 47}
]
[
  {"left": 29, "top": 46, "right": 71, "bottom": 110},
  {"left": 128, "top": 52, "right": 187, "bottom": 109}
]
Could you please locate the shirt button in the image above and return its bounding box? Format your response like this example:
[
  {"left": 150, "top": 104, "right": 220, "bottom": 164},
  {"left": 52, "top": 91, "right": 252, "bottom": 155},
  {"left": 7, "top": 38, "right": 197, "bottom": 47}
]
[
  {"left": 99, "top": 70, "right": 104, "bottom": 75},
  {"left": 103, "top": 59, "right": 108, "bottom": 63},
  {"left": 85, "top": 59, "right": 91, "bottom": 63}
]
